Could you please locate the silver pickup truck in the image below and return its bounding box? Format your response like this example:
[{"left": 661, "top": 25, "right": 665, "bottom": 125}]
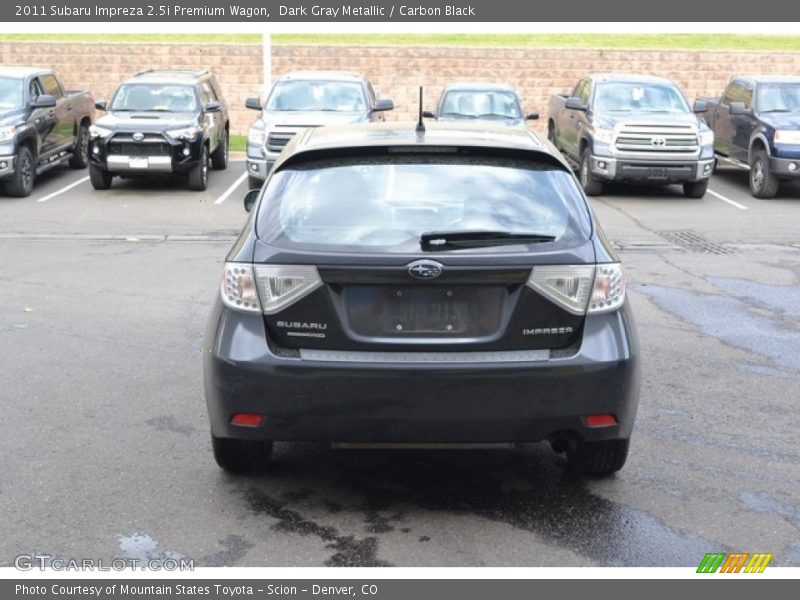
[
  {"left": 547, "top": 73, "right": 715, "bottom": 198},
  {"left": 244, "top": 71, "right": 393, "bottom": 189}
]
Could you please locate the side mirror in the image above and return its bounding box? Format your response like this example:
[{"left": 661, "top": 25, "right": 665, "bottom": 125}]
[
  {"left": 31, "top": 94, "right": 57, "bottom": 109},
  {"left": 205, "top": 101, "right": 223, "bottom": 113},
  {"left": 245, "top": 97, "right": 262, "bottom": 110},
  {"left": 693, "top": 100, "right": 708, "bottom": 114},
  {"left": 243, "top": 188, "right": 260, "bottom": 212},
  {"left": 730, "top": 101, "right": 751, "bottom": 116},
  {"left": 422, "top": 110, "right": 435, "bottom": 118},
  {"left": 525, "top": 112, "right": 540, "bottom": 120},
  {"left": 373, "top": 98, "right": 394, "bottom": 112},
  {"left": 565, "top": 97, "right": 587, "bottom": 111},
  {"left": 94, "top": 99, "right": 107, "bottom": 111}
]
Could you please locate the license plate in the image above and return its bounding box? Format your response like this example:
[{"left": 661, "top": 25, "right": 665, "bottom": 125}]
[
  {"left": 649, "top": 167, "right": 667, "bottom": 179},
  {"left": 129, "top": 157, "right": 149, "bottom": 169},
  {"left": 387, "top": 292, "right": 464, "bottom": 334}
]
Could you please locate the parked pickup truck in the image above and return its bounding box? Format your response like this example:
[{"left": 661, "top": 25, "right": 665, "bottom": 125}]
[
  {"left": 703, "top": 76, "right": 800, "bottom": 198},
  {"left": 422, "top": 82, "right": 539, "bottom": 126},
  {"left": 548, "top": 74, "right": 715, "bottom": 198},
  {"left": 0, "top": 66, "right": 93, "bottom": 197}
]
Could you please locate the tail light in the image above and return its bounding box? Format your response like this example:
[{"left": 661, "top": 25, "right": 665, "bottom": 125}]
[
  {"left": 526, "top": 263, "right": 626, "bottom": 315},
  {"left": 220, "top": 263, "right": 323, "bottom": 315}
]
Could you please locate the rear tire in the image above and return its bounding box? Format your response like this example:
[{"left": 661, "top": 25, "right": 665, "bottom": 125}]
[
  {"left": 749, "top": 148, "right": 780, "bottom": 198},
  {"left": 566, "top": 438, "right": 629, "bottom": 476},
  {"left": 188, "top": 145, "right": 209, "bottom": 191},
  {"left": 5, "top": 146, "right": 35, "bottom": 197},
  {"left": 212, "top": 436, "right": 273, "bottom": 472},
  {"left": 210, "top": 129, "right": 228, "bottom": 170},
  {"left": 248, "top": 175, "right": 263, "bottom": 190},
  {"left": 682, "top": 179, "right": 708, "bottom": 198},
  {"left": 89, "top": 164, "right": 112, "bottom": 190},
  {"left": 69, "top": 123, "right": 89, "bottom": 168},
  {"left": 579, "top": 149, "right": 604, "bottom": 196}
]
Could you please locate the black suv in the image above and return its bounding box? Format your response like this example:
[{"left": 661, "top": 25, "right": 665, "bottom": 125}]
[
  {"left": 88, "top": 69, "right": 230, "bottom": 191},
  {"left": 204, "top": 122, "right": 641, "bottom": 477}
]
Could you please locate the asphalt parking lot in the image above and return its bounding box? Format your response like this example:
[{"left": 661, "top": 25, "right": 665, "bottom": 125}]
[{"left": 0, "top": 161, "right": 798, "bottom": 568}]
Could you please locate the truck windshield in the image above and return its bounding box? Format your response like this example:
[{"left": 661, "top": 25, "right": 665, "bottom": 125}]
[
  {"left": 758, "top": 84, "right": 800, "bottom": 112},
  {"left": 440, "top": 90, "right": 522, "bottom": 119},
  {"left": 594, "top": 82, "right": 690, "bottom": 113},
  {"left": 110, "top": 84, "right": 198, "bottom": 112},
  {"left": 265, "top": 81, "right": 367, "bottom": 112},
  {"left": 0, "top": 77, "right": 23, "bottom": 110},
  {"left": 257, "top": 155, "right": 591, "bottom": 253}
]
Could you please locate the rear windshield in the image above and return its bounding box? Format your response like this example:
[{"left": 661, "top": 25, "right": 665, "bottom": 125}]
[{"left": 256, "top": 155, "right": 591, "bottom": 253}]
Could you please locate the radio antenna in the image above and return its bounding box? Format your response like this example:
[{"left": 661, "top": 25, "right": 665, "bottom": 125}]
[{"left": 416, "top": 86, "right": 425, "bottom": 134}]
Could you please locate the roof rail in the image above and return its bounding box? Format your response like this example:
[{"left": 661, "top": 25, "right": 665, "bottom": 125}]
[{"left": 132, "top": 68, "right": 210, "bottom": 78}]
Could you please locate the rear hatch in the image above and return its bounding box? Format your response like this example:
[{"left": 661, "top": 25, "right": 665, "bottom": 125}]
[{"left": 252, "top": 153, "right": 595, "bottom": 355}]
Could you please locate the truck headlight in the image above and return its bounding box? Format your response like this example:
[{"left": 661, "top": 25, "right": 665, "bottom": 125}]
[
  {"left": 248, "top": 126, "right": 266, "bottom": 146},
  {"left": 88, "top": 125, "right": 112, "bottom": 139},
  {"left": 0, "top": 125, "right": 17, "bottom": 142},
  {"left": 775, "top": 130, "right": 800, "bottom": 144},
  {"left": 166, "top": 126, "right": 200, "bottom": 141},
  {"left": 592, "top": 128, "right": 615, "bottom": 146},
  {"left": 698, "top": 130, "right": 714, "bottom": 146}
]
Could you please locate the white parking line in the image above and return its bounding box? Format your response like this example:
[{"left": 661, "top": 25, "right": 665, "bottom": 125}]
[
  {"left": 707, "top": 188, "right": 749, "bottom": 211},
  {"left": 213, "top": 172, "right": 248, "bottom": 205},
  {"left": 36, "top": 176, "right": 90, "bottom": 203}
]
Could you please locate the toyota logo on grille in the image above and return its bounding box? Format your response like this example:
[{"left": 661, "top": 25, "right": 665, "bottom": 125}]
[
  {"left": 651, "top": 136, "right": 667, "bottom": 147},
  {"left": 132, "top": 132, "right": 145, "bottom": 142},
  {"left": 408, "top": 260, "right": 443, "bottom": 280}
]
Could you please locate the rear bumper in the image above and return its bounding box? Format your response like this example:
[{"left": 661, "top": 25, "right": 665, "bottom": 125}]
[
  {"left": 591, "top": 154, "right": 714, "bottom": 183},
  {"left": 204, "top": 301, "right": 641, "bottom": 444}
]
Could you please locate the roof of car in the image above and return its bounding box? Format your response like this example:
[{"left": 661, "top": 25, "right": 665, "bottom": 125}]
[
  {"left": 733, "top": 75, "right": 800, "bottom": 84},
  {"left": 441, "top": 82, "right": 519, "bottom": 93},
  {"left": 0, "top": 66, "right": 53, "bottom": 79},
  {"left": 274, "top": 121, "right": 566, "bottom": 171},
  {"left": 589, "top": 73, "right": 676, "bottom": 85},
  {"left": 126, "top": 69, "right": 212, "bottom": 84},
  {"left": 274, "top": 71, "right": 367, "bottom": 83}
]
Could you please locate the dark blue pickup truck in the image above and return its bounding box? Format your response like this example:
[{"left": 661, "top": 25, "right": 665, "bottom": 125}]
[{"left": 704, "top": 76, "right": 800, "bottom": 197}]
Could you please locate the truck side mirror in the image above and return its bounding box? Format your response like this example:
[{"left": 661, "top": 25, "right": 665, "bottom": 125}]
[
  {"left": 94, "top": 99, "right": 107, "bottom": 111},
  {"left": 31, "top": 94, "right": 57, "bottom": 109},
  {"left": 422, "top": 110, "right": 435, "bottom": 118},
  {"left": 243, "top": 188, "right": 260, "bottom": 212},
  {"left": 205, "top": 101, "right": 223, "bottom": 113},
  {"left": 245, "top": 97, "right": 262, "bottom": 110},
  {"left": 526, "top": 112, "right": 540, "bottom": 120},
  {"left": 693, "top": 100, "right": 708, "bottom": 113},
  {"left": 729, "top": 101, "right": 751, "bottom": 116},
  {"left": 565, "top": 97, "right": 587, "bottom": 112},
  {"left": 373, "top": 98, "right": 394, "bottom": 112}
]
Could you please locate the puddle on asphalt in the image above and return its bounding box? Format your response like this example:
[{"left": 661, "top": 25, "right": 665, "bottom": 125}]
[
  {"left": 239, "top": 446, "right": 715, "bottom": 567},
  {"left": 634, "top": 283, "right": 800, "bottom": 373}
]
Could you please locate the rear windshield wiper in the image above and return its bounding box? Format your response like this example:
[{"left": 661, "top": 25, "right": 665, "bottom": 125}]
[{"left": 420, "top": 230, "right": 556, "bottom": 251}]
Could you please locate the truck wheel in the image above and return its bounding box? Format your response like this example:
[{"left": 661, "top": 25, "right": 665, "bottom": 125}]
[
  {"left": 210, "top": 129, "right": 228, "bottom": 170},
  {"left": 566, "top": 438, "right": 629, "bottom": 476},
  {"left": 579, "top": 150, "right": 603, "bottom": 196},
  {"left": 89, "top": 164, "right": 113, "bottom": 190},
  {"left": 749, "top": 149, "right": 780, "bottom": 198},
  {"left": 188, "top": 146, "right": 209, "bottom": 191},
  {"left": 247, "top": 175, "right": 263, "bottom": 190},
  {"left": 5, "top": 146, "right": 35, "bottom": 197},
  {"left": 69, "top": 123, "right": 89, "bottom": 168},
  {"left": 682, "top": 180, "right": 708, "bottom": 198},
  {"left": 212, "top": 436, "right": 272, "bottom": 472}
]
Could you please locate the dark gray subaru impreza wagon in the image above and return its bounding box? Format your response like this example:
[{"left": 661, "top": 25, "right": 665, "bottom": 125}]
[{"left": 204, "top": 121, "right": 640, "bottom": 476}]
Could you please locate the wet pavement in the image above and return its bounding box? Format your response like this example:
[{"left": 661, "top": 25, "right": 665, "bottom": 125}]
[{"left": 0, "top": 165, "right": 798, "bottom": 567}]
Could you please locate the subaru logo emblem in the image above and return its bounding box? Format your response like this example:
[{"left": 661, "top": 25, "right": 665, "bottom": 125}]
[
  {"left": 132, "top": 132, "right": 144, "bottom": 141},
  {"left": 651, "top": 136, "right": 666, "bottom": 147},
  {"left": 408, "top": 260, "right": 443, "bottom": 280}
]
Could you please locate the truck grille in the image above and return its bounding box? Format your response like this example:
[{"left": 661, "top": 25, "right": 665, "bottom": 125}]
[
  {"left": 108, "top": 134, "right": 171, "bottom": 157},
  {"left": 266, "top": 131, "right": 297, "bottom": 153},
  {"left": 614, "top": 125, "right": 698, "bottom": 154}
]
